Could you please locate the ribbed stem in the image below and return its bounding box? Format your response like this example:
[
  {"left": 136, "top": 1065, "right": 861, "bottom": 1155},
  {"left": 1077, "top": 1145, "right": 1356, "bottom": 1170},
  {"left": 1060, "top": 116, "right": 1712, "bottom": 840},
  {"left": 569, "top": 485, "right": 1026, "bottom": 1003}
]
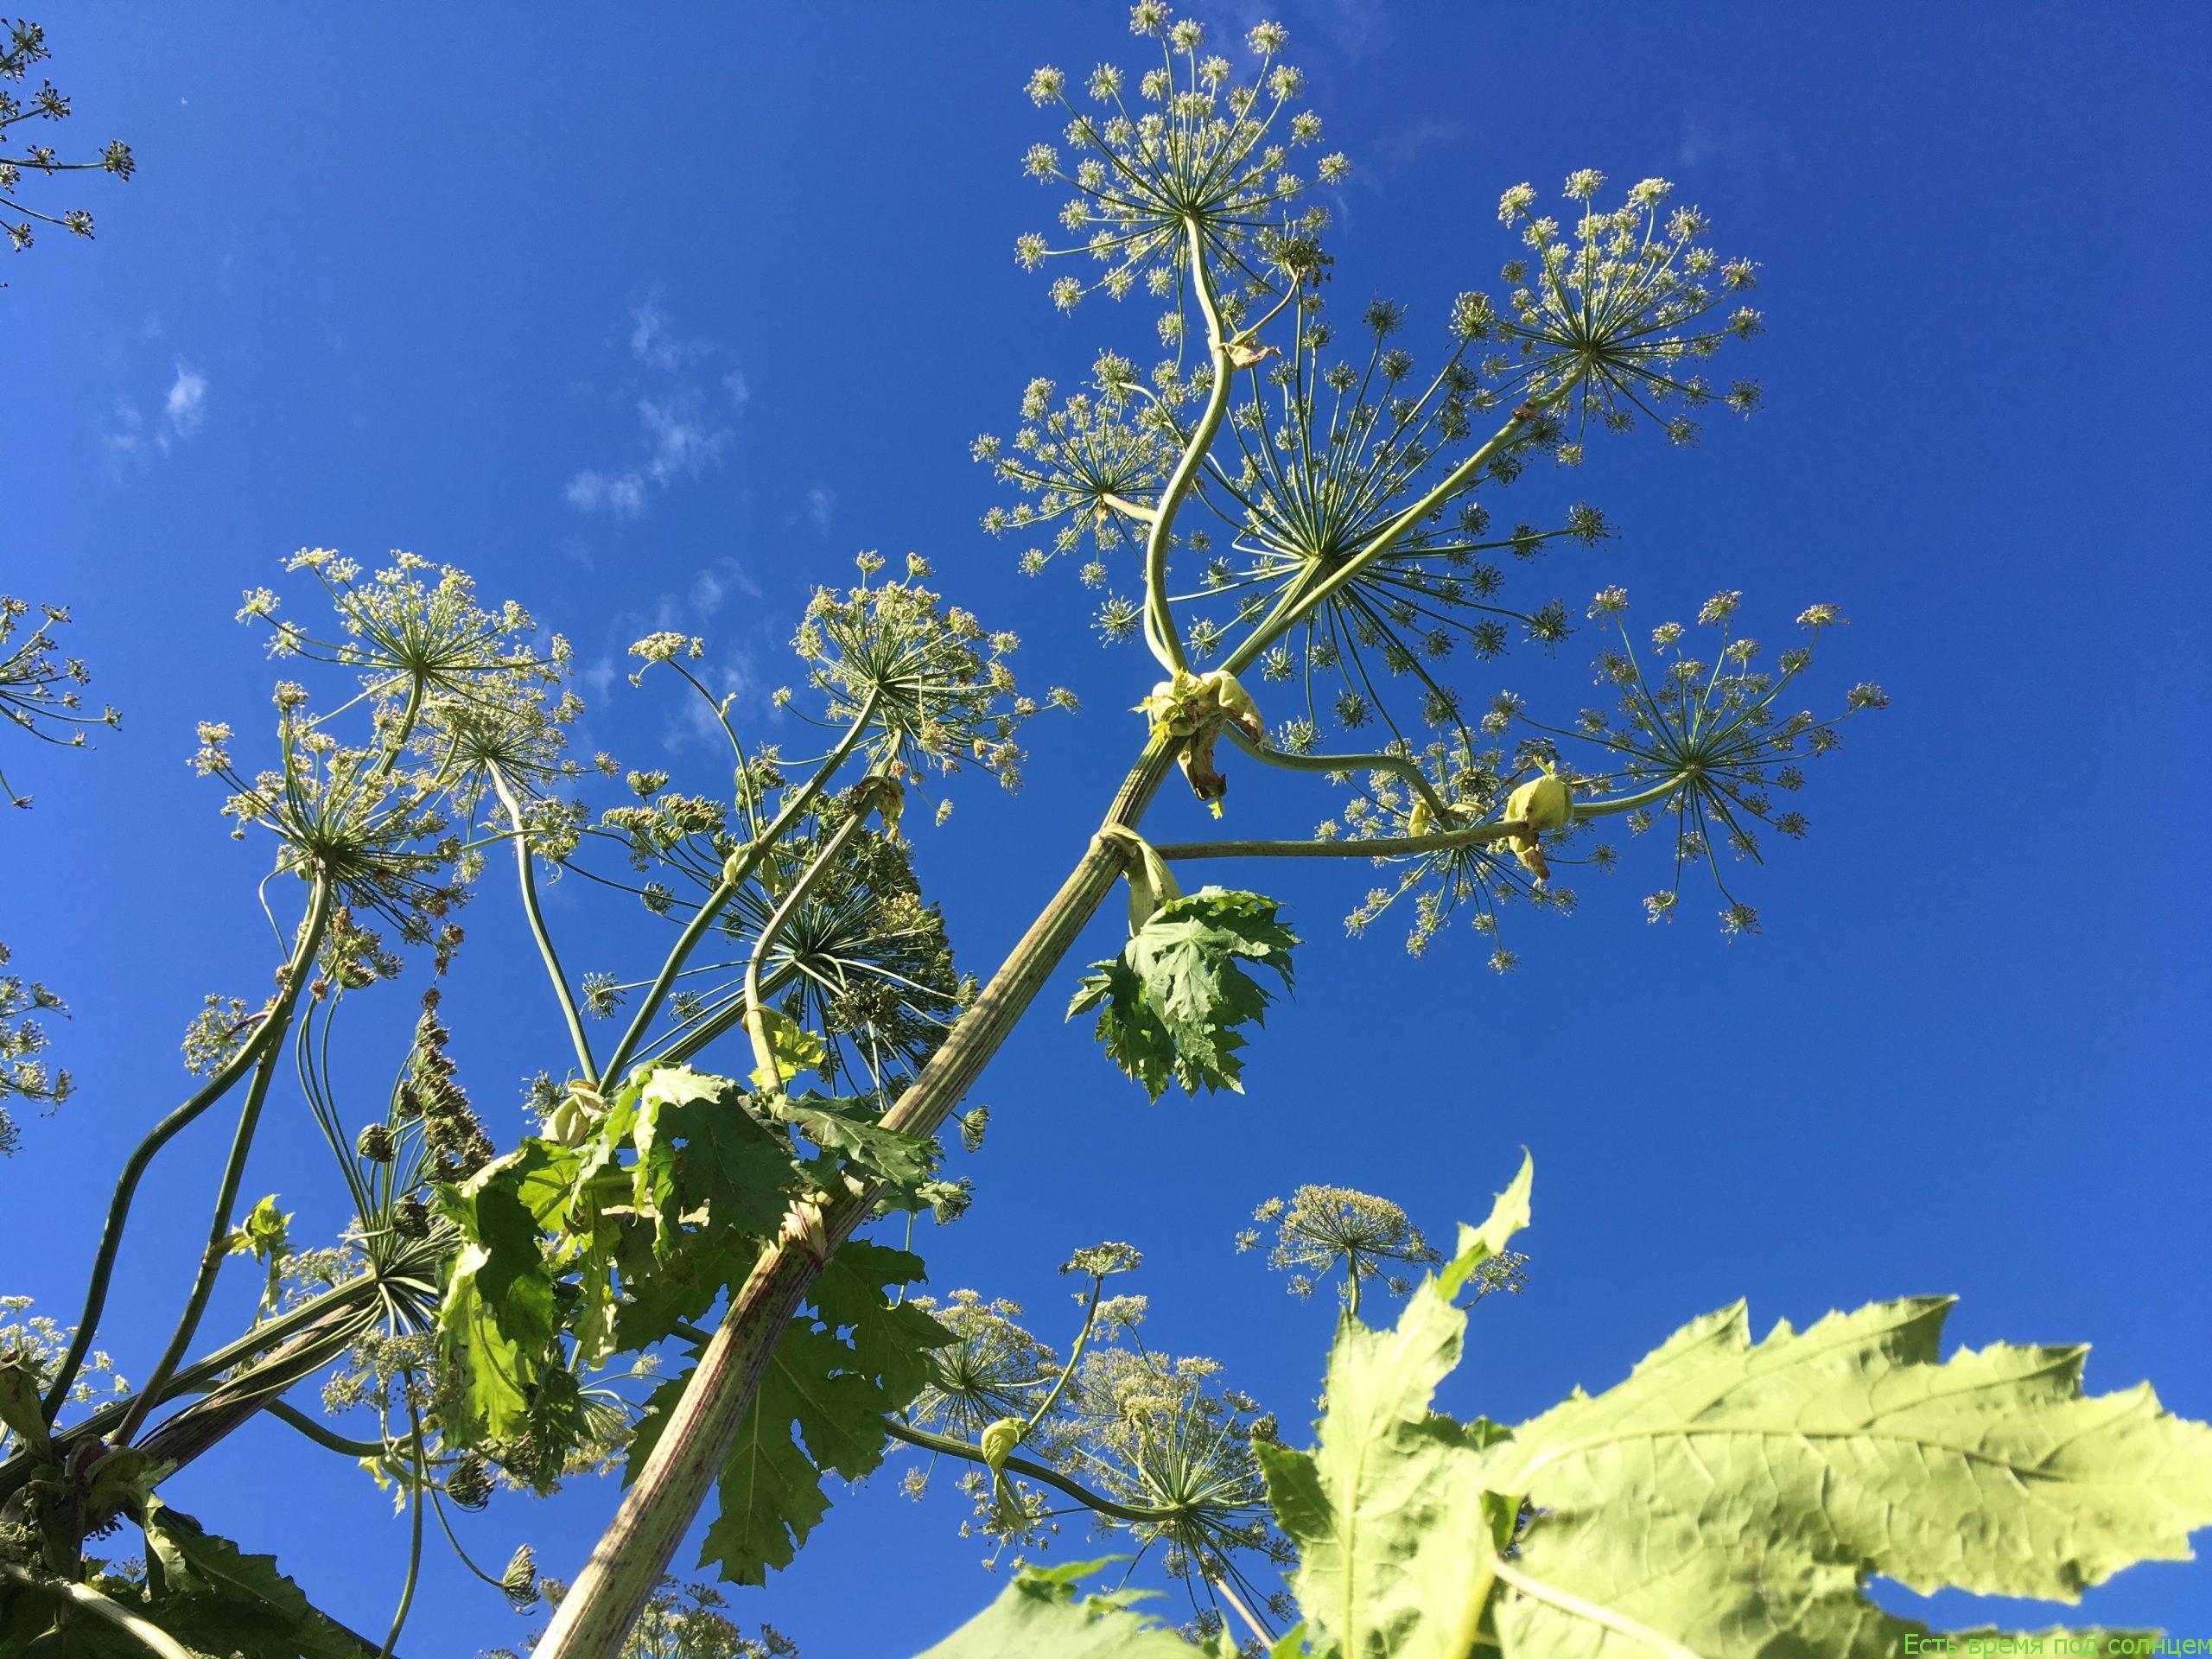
[{"left": 531, "top": 734, "right": 1176, "bottom": 1658}]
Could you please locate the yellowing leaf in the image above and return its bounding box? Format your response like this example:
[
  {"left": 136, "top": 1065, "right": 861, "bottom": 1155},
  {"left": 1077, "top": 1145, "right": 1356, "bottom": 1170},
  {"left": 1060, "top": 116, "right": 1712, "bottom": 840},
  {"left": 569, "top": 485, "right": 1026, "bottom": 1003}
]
[{"left": 749, "top": 1007, "right": 828, "bottom": 1090}]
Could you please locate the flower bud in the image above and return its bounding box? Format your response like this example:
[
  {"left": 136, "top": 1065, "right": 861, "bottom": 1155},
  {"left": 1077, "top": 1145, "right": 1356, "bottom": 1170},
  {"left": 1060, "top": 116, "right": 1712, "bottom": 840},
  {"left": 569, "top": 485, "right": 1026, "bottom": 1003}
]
[
  {"left": 980, "top": 1416, "right": 1022, "bottom": 1472},
  {"left": 355, "top": 1123, "right": 395, "bottom": 1163},
  {"left": 446, "top": 1450, "right": 493, "bottom": 1510},
  {"left": 392, "top": 1195, "right": 429, "bottom": 1240},
  {"left": 1503, "top": 764, "right": 1573, "bottom": 879},
  {"left": 721, "top": 843, "right": 752, "bottom": 888}
]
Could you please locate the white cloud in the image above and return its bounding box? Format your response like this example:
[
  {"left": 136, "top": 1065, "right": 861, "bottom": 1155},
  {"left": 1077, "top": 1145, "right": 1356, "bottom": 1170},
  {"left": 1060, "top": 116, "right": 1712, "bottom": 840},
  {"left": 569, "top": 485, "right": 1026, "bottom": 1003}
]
[
  {"left": 566, "top": 296, "right": 748, "bottom": 517},
  {"left": 687, "top": 557, "right": 760, "bottom": 621},
  {"left": 806, "top": 486, "right": 836, "bottom": 534},
  {"left": 163, "top": 365, "right": 208, "bottom": 440},
  {"left": 104, "top": 359, "right": 209, "bottom": 469}
]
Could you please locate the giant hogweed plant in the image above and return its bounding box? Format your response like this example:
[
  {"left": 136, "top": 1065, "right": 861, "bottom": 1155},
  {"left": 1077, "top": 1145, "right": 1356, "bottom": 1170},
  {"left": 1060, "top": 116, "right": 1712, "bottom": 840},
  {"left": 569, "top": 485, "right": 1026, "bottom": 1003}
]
[{"left": 2, "top": 10, "right": 2207, "bottom": 1658}]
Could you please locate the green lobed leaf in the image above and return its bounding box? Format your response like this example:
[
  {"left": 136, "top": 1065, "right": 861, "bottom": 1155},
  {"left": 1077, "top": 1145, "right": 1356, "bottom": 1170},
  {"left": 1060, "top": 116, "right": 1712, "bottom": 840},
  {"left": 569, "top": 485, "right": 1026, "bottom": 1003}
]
[
  {"left": 1068, "top": 887, "right": 1298, "bottom": 1100},
  {"left": 911, "top": 1559, "right": 1230, "bottom": 1659},
  {"left": 434, "top": 1144, "right": 566, "bottom": 1440},
  {"left": 1478, "top": 1295, "right": 2212, "bottom": 1656},
  {"left": 779, "top": 1093, "right": 938, "bottom": 1198},
  {"left": 1260, "top": 1153, "right": 2212, "bottom": 1659},
  {"left": 1259, "top": 1154, "right": 1532, "bottom": 1659},
  {"left": 631, "top": 1241, "right": 947, "bottom": 1586}
]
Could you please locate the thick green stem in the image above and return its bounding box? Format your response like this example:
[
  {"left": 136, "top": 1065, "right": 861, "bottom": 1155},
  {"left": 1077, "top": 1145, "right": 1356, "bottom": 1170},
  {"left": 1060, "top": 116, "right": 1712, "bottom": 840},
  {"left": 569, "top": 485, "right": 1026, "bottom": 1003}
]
[
  {"left": 1152, "top": 818, "right": 1528, "bottom": 861},
  {"left": 42, "top": 879, "right": 334, "bottom": 1421},
  {"left": 1141, "top": 215, "right": 1237, "bottom": 674},
  {"left": 489, "top": 762, "right": 597, "bottom": 1086},
  {"left": 378, "top": 1400, "right": 427, "bottom": 1659},
  {"left": 600, "top": 686, "right": 880, "bottom": 1085},
  {"left": 1571, "top": 775, "right": 1683, "bottom": 819},
  {"left": 531, "top": 733, "right": 1178, "bottom": 1659}
]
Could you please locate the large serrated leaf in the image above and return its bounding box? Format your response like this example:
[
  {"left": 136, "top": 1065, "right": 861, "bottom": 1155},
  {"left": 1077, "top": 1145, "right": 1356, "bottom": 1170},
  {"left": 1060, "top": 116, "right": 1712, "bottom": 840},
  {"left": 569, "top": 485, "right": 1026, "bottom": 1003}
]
[
  {"left": 1261, "top": 1154, "right": 2210, "bottom": 1658},
  {"left": 636, "top": 1243, "right": 946, "bottom": 1585},
  {"left": 1479, "top": 1295, "right": 2212, "bottom": 1656}
]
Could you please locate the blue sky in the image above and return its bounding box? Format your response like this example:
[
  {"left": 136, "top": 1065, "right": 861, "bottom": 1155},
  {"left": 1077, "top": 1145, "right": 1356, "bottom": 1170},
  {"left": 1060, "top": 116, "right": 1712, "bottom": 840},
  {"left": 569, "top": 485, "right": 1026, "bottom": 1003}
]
[{"left": 7, "top": 1, "right": 2210, "bottom": 1649}]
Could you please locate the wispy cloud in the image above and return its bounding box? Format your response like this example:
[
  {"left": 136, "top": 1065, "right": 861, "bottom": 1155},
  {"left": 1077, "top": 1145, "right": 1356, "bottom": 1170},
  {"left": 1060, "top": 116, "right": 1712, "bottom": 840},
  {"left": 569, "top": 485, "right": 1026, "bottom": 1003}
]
[
  {"left": 566, "top": 294, "right": 749, "bottom": 518},
  {"left": 804, "top": 486, "right": 836, "bottom": 535},
  {"left": 105, "top": 360, "right": 209, "bottom": 469},
  {"left": 1677, "top": 116, "right": 1792, "bottom": 176},
  {"left": 163, "top": 365, "right": 208, "bottom": 440},
  {"left": 578, "top": 555, "right": 766, "bottom": 754}
]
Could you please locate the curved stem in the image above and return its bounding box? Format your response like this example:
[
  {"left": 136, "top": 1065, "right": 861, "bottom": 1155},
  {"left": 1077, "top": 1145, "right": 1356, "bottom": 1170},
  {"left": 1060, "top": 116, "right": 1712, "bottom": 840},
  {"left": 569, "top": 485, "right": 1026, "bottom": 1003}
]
[
  {"left": 265, "top": 1398, "right": 400, "bottom": 1460},
  {"left": 112, "top": 1024, "right": 295, "bottom": 1448},
  {"left": 378, "top": 1398, "right": 428, "bottom": 1659},
  {"left": 488, "top": 762, "right": 597, "bottom": 1085},
  {"left": 601, "top": 685, "right": 880, "bottom": 1085},
  {"left": 1223, "top": 727, "right": 1459, "bottom": 823},
  {"left": 884, "top": 1420, "right": 1182, "bottom": 1528},
  {"left": 42, "top": 878, "right": 334, "bottom": 1421},
  {"left": 1024, "top": 1274, "right": 1103, "bottom": 1434},
  {"left": 1140, "top": 215, "right": 1238, "bottom": 675}
]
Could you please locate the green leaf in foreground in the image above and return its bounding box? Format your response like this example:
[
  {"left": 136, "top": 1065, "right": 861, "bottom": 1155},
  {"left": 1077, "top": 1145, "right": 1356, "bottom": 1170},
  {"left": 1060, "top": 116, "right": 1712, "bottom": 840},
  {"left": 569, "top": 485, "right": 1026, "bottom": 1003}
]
[
  {"left": 1068, "top": 887, "right": 1297, "bottom": 1100},
  {"left": 632, "top": 1242, "right": 950, "bottom": 1586},
  {"left": 912, "top": 1558, "right": 1229, "bottom": 1659},
  {"left": 1260, "top": 1152, "right": 2212, "bottom": 1659},
  {"left": 138, "top": 1501, "right": 366, "bottom": 1658},
  {"left": 1256, "top": 1154, "right": 1532, "bottom": 1659}
]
